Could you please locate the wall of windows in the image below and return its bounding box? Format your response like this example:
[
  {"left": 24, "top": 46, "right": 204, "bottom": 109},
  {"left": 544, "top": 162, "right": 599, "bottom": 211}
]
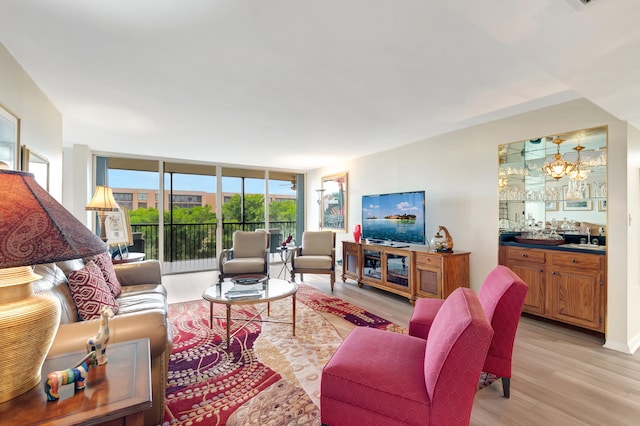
[{"left": 104, "top": 156, "right": 303, "bottom": 273}]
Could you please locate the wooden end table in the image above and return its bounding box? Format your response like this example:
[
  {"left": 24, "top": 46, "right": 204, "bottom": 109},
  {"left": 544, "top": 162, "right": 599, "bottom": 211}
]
[{"left": 0, "top": 338, "right": 151, "bottom": 426}]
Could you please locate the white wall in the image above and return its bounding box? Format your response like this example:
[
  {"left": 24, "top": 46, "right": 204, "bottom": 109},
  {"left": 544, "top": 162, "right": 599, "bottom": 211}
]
[
  {"left": 626, "top": 124, "right": 640, "bottom": 352},
  {"left": 0, "top": 43, "right": 62, "bottom": 198},
  {"left": 309, "top": 98, "right": 637, "bottom": 352}
]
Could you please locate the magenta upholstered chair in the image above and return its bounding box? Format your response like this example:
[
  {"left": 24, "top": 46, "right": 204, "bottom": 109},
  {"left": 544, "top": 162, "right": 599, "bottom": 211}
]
[
  {"left": 321, "top": 288, "right": 493, "bottom": 426},
  {"left": 409, "top": 265, "right": 528, "bottom": 398}
]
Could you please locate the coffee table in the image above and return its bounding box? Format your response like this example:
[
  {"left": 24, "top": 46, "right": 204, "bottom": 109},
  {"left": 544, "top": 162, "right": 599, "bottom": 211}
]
[{"left": 202, "top": 276, "right": 298, "bottom": 350}]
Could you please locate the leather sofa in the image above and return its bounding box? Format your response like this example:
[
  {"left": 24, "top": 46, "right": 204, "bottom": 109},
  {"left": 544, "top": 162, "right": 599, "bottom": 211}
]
[{"left": 33, "top": 258, "right": 172, "bottom": 426}]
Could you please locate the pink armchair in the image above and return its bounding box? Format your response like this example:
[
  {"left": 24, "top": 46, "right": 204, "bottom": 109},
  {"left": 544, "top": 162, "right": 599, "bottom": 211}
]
[
  {"left": 409, "top": 265, "right": 528, "bottom": 398},
  {"left": 321, "top": 288, "right": 493, "bottom": 425}
]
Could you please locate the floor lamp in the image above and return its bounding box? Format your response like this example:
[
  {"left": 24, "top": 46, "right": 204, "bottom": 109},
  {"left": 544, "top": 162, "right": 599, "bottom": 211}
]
[
  {"left": 0, "top": 167, "right": 108, "bottom": 403},
  {"left": 315, "top": 189, "right": 325, "bottom": 230}
]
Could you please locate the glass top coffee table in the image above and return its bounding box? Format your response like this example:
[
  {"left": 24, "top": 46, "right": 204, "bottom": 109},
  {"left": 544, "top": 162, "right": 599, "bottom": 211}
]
[{"left": 202, "top": 275, "right": 298, "bottom": 351}]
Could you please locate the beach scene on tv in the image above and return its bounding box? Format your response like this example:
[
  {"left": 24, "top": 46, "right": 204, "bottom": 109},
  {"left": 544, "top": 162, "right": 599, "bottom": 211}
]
[{"left": 362, "top": 191, "right": 426, "bottom": 244}]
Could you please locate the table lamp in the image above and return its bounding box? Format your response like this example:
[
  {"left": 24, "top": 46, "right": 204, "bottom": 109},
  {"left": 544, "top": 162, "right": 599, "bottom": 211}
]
[
  {"left": 85, "top": 185, "right": 120, "bottom": 242},
  {"left": 0, "top": 167, "right": 108, "bottom": 403}
]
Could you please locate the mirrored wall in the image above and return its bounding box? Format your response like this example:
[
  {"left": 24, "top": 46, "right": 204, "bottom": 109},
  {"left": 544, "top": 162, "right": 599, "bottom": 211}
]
[{"left": 498, "top": 126, "right": 607, "bottom": 234}]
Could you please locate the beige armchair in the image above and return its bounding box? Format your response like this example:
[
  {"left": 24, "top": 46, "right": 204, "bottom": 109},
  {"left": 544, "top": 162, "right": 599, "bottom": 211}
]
[
  {"left": 290, "top": 231, "right": 336, "bottom": 291},
  {"left": 218, "top": 230, "right": 270, "bottom": 283}
]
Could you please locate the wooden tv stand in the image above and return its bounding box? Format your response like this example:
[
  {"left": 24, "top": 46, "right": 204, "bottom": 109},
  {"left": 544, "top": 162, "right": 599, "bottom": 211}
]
[{"left": 341, "top": 241, "right": 470, "bottom": 304}]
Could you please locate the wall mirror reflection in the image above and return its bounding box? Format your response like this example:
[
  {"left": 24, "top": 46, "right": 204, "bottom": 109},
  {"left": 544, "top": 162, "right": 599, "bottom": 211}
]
[
  {"left": 498, "top": 126, "right": 607, "bottom": 238},
  {"left": 22, "top": 145, "right": 50, "bottom": 191}
]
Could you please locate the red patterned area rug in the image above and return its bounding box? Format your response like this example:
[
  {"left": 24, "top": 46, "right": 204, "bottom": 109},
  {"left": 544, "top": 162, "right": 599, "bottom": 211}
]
[{"left": 162, "top": 283, "right": 405, "bottom": 426}]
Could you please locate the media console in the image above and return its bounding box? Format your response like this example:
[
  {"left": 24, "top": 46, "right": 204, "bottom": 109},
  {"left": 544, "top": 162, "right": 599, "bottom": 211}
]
[{"left": 342, "top": 241, "right": 470, "bottom": 304}]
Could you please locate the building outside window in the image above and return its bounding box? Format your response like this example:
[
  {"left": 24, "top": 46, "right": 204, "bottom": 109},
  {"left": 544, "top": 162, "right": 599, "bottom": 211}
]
[{"left": 113, "top": 192, "right": 133, "bottom": 209}]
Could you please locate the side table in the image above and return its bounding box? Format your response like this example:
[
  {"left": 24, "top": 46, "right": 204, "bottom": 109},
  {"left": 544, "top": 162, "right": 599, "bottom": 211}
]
[
  {"left": 0, "top": 338, "right": 151, "bottom": 426},
  {"left": 276, "top": 245, "right": 296, "bottom": 279},
  {"left": 112, "top": 252, "right": 145, "bottom": 264}
]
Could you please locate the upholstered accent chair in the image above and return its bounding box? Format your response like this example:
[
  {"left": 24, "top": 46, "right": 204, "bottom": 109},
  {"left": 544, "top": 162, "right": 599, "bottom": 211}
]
[
  {"left": 321, "top": 288, "right": 493, "bottom": 425},
  {"left": 218, "top": 230, "right": 270, "bottom": 283},
  {"left": 409, "top": 265, "right": 528, "bottom": 398},
  {"left": 290, "top": 231, "right": 336, "bottom": 290}
]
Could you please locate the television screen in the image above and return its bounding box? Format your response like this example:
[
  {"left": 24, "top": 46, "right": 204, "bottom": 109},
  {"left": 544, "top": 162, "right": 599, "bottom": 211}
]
[{"left": 361, "top": 191, "right": 426, "bottom": 245}]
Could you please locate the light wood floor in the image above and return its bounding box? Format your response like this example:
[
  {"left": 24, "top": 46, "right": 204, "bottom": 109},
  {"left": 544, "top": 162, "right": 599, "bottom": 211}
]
[{"left": 163, "top": 267, "right": 640, "bottom": 425}]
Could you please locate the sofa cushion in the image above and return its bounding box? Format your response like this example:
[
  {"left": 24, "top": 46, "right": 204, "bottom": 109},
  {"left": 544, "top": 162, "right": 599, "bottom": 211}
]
[
  {"left": 67, "top": 260, "right": 119, "bottom": 320},
  {"left": 301, "top": 231, "right": 333, "bottom": 256},
  {"left": 233, "top": 231, "right": 267, "bottom": 258},
  {"left": 117, "top": 292, "right": 168, "bottom": 315},
  {"left": 88, "top": 251, "right": 122, "bottom": 297},
  {"left": 294, "top": 255, "right": 332, "bottom": 270},
  {"left": 222, "top": 257, "right": 266, "bottom": 273}
]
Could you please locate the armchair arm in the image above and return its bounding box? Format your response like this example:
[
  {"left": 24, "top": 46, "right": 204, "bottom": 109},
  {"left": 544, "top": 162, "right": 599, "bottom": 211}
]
[
  {"left": 290, "top": 247, "right": 302, "bottom": 268},
  {"left": 48, "top": 309, "right": 170, "bottom": 359},
  {"left": 114, "top": 260, "right": 162, "bottom": 287},
  {"left": 408, "top": 298, "right": 445, "bottom": 339},
  {"left": 218, "top": 249, "right": 233, "bottom": 271}
]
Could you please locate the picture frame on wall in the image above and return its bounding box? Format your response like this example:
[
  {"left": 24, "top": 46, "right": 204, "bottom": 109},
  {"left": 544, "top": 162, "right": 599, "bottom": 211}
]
[
  {"left": 545, "top": 201, "right": 558, "bottom": 211},
  {"left": 0, "top": 104, "right": 19, "bottom": 170},
  {"left": 21, "top": 145, "right": 49, "bottom": 191},
  {"left": 598, "top": 199, "right": 607, "bottom": 212},
  {"left": 563, "top": 184, "right": 592, "bottom": 211},
  {"left": 321, "top": 172, "right": 348, "bottom": 232},
  {"left": 104, "top": 208, "right": 133, "bottom": 246}
]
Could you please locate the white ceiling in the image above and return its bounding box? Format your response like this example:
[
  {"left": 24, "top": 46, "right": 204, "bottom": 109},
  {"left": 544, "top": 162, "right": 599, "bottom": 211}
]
[{"left": 1, "top": 0, "right": 639, "bottom": 171}]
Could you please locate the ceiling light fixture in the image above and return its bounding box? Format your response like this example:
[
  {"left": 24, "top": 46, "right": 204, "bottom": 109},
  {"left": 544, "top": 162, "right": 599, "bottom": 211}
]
[{"left": 542, "top": 137, "right": 575, "bottom": 180}]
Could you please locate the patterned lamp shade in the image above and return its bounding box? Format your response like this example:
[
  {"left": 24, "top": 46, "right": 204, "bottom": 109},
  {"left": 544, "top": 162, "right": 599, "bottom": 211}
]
[
  {"left": 0, "top": 168, "right": 107, "bottom": 403},
  {"left": 0, "top": 169, "right": 108, "bottom": 268}
]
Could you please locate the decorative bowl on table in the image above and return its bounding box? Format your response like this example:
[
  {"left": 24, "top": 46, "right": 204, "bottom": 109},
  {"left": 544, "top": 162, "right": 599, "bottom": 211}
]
[
  {"left": 514, "top": 234, "right": 566, "bottom": 246},
  {"left": 231, "top": 274, "right": 269, "bottom": 285}
]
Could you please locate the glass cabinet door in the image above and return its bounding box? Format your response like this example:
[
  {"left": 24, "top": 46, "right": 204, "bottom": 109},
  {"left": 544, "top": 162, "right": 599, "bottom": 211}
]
[
  {"left": 362, "top": 248, "right": 383, "bottom": 281},
  {"left": 386, "top": 253, "right": 409, "bottom": 287}
]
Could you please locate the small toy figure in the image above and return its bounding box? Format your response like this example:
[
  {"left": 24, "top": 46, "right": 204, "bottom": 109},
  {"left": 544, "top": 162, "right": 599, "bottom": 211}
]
[
  {"left": 44, "top": 351, "right": 98, "bottom": 401},
  {"left": 86, "top": 307, "right": 114, "bottom": 365}
]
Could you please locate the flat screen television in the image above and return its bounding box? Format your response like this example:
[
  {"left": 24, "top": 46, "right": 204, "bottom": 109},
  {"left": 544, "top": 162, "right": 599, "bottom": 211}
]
[{"left": 361, "top": 190, "right": 426, "bottom": 245}]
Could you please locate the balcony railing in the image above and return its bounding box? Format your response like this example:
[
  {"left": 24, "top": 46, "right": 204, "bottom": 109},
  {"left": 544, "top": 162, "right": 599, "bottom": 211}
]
[{"left": 131, "top": 221, "right": 296, "bottom": 262}]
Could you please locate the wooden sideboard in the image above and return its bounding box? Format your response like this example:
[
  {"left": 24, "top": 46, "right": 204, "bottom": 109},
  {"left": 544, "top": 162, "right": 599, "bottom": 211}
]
[
  {"left": 499, "top": 245, "right": 606, "bottom": 332},
  {"left": 341, "top": 241, "right": 470, "bottom": 304}
]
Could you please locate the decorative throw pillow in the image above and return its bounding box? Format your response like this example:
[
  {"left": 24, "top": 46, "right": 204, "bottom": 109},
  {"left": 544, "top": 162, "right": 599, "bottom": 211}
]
[
  {"left": 89, "top": 251, "right": 122, "bottom": 297},
  {"left": 68, "top": 260, "right": 119, "bottom": 320}
]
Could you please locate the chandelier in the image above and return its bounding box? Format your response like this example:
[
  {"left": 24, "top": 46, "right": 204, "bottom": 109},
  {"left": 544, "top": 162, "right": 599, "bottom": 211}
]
[
  {"left": 542, "top": 137, "right": 575, "bottom": 180},
  {"left": 568, "top": 142, "right": 591, "bottom": 181}
]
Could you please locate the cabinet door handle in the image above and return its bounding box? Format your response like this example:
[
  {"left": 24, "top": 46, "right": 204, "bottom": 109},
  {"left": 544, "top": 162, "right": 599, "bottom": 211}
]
[
  {"left": 552, "top": 271, "right": 557, "bottom": 275},
  {"left": 572, "top": 259, "right": 577, "bottom": 264},
  {"left": 539, "top": 269, "right": 544, "bottom": 273},
  {"left": 521, "top": 253, "right": 527, "bottom": 258}
]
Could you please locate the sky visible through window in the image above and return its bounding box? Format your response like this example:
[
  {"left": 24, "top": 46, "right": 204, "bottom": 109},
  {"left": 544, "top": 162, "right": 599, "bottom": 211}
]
[{"left": 109, "top": 169, "right": 296, "bottom": 195}]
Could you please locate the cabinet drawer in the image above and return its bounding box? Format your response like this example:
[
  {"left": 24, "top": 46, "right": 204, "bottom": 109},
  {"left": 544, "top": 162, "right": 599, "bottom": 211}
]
[
  {"left": 416, "top": 253, "right": 442, "bottom": 268},
  {"left": 506, "top": 247, "right": 545, "bottom": 263},
  {"left": 551, "top": 252, "right": 602, "bottom": 269}
]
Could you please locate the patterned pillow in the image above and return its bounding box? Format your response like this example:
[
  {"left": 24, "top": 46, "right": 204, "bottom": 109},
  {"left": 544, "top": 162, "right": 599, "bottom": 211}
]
[
  {"left": 68, "top": 260, "right": 119, "bottom": 320},
  {"left": 89, "top": 252, "right": 122, "bottom": 297}
]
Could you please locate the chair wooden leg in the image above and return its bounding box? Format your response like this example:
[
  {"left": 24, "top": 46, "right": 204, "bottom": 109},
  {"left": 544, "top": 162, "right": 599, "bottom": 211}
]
[{"left": 501, "top": 377, "right": 510, "bottom": 398}]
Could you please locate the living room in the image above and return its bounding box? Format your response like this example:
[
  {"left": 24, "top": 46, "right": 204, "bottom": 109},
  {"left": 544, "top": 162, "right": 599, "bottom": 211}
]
[{"left": 2, "top": 1, "right": 640, "bottom": 424}]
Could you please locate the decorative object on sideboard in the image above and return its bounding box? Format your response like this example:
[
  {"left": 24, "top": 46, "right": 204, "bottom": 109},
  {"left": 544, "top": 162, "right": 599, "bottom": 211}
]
[
  {"left": 44, "top": 351, "right": 98, "bottom": 401},
  {"left": 85, "top": 185, "right": 121, "bottom": 242},
  {"left": 86, "top": 307, "right": 115, "bottom": 365},
  {"left": 352, "top": 224, "right": 362, "bottom": 243},
  {"left": 0, "top": 167, "right": 107, "bottom": 403},
  {"left": 431, "top": 225, "right": 454, "bottom": 253}
]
